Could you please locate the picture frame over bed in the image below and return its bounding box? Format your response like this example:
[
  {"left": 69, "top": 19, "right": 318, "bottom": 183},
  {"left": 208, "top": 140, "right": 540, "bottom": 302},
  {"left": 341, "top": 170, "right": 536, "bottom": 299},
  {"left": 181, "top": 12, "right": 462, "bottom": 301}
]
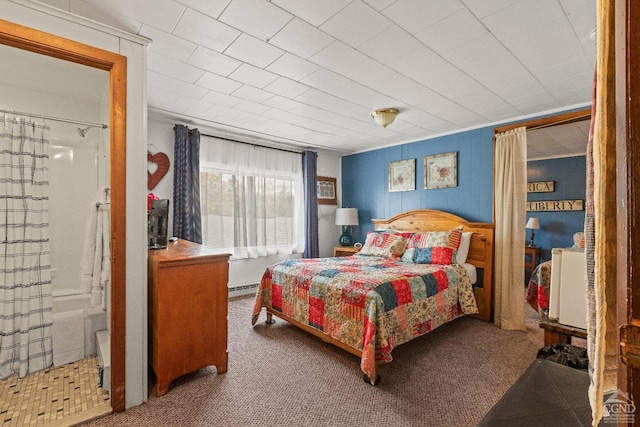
[
  {"left": 252, "top": 209, "right": 494, "bottom": 384},
  {"left": 424, "top": 151, "right": 457, "bottom": 189}
]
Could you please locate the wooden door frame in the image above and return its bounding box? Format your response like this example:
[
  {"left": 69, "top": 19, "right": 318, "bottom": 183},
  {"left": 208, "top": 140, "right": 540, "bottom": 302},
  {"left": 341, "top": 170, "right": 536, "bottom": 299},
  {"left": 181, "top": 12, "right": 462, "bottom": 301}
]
[
  {"left": 0, "top": 19, "right": 127, "bottom": 412},
  {"left": 617, "top": 0, "right": 640, "bottom": 411}
]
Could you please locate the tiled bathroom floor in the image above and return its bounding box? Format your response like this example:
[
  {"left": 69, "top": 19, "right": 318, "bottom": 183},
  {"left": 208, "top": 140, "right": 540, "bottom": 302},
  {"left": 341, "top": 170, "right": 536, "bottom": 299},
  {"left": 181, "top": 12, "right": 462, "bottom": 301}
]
[{"left": 0, "top": 357, "right": 110, "bottom": 426}]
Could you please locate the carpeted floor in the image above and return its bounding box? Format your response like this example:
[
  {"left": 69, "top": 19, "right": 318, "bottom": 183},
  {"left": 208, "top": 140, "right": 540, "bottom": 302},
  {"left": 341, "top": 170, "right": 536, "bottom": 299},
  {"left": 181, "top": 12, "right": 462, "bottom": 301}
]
[{"left": 81, "top": 296, "right": 547, "bottom": 427}]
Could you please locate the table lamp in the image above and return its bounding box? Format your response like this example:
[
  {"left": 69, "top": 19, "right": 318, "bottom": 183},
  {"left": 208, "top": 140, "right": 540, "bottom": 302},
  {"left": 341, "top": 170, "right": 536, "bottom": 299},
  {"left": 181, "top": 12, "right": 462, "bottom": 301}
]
[
  {"left": 335, "top": 208, "right": 359, "bottom": 246},
  {"left": 526, "top": 217, "right": 540, "bottom": 247}
]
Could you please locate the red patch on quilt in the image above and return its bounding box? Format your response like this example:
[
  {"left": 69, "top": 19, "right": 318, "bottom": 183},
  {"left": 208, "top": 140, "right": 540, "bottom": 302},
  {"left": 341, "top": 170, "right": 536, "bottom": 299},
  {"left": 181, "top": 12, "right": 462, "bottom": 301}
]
[
  {"left": 341, "top": 280, "right": 368, "bottom": 308},
  {"left": 390, "top": 279, "right": 413, "bottom": 306},
  {"left": 430, "top": 247, "right": 455, "bottom": 264},
  {"left": 271, "top": 284, "right": 283, "bottom": 311},
  {"left": 433, "top": 270, "right": 449, "bottom": 292},
  {"left": 308, "top": 297, "right": 325, "bottom": 329}
]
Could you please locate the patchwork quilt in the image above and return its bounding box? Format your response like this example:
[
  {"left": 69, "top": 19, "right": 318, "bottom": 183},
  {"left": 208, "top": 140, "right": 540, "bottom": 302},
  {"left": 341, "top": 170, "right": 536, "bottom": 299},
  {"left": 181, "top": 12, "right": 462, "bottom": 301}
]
[{"left": 251, "top": 254, "right": 478, "bottom": 380}]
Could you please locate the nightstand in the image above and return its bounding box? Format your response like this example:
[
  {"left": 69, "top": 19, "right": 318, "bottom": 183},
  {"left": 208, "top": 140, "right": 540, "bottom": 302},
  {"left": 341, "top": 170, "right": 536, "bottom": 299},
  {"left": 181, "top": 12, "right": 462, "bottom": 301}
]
[
  {"left": 524, "top": 245, "right": 541, "bottom": 282},
  {"left": 334, "top": 246, "right": 360, "bottom": 257}
]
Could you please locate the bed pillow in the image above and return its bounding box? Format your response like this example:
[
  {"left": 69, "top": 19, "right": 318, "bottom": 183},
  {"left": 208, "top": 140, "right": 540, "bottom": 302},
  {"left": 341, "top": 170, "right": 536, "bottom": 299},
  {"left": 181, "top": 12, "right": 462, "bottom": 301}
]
[
  {"left": 358, "top": 231, "right": 409, "bottom": 259},
  {"left": 456, "top": 232, "right": 474, "bottom": 264},
  {"left": 402, "top": 226, "right": 463, "bottom": 264}
]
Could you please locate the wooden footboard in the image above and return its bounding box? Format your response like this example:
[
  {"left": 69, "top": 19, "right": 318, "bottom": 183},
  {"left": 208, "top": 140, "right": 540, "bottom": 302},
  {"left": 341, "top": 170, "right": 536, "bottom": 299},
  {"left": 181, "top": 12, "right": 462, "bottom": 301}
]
[
  {"left": 265, "top": 307, "right": 383, "bottom": 384},
  {"left": 265, "top": 307, "right": 363, "bottom": 359}
]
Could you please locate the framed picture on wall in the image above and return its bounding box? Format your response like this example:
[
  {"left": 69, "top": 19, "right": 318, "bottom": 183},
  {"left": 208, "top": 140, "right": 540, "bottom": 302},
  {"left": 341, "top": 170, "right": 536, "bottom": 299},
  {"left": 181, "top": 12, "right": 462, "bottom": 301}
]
[
  {"left": 388, "top": 159, "right": 416, "bottom": 192},
  {"left": 317, "top": 176, "right": 337, "bottom": 205},
  {"left": 424, "top": 151, "right": 457, "bottom": 189}
]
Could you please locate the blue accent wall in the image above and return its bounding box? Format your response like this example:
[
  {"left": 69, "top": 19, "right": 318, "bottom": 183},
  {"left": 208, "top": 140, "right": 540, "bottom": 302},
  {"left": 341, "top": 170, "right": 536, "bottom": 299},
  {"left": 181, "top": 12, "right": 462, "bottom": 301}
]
[
  {"left": 527, "top": 155, "right": 586, "bottom": 261},
  {"left": 342, "top": 126, "right": 495, "bottom": 244}
]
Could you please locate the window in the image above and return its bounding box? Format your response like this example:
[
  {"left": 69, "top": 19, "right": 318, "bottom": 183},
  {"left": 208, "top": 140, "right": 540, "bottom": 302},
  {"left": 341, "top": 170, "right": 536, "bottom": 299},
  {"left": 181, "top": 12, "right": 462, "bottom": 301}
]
[{"left": 199, "top": 136, "right": 304, "bottom": 259}]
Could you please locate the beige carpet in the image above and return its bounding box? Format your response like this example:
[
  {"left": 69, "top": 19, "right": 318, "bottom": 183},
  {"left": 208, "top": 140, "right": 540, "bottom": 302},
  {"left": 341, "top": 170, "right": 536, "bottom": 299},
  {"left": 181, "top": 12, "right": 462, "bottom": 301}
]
[{"left": 81, "top": 296, "right": 546, "bottom": 427}]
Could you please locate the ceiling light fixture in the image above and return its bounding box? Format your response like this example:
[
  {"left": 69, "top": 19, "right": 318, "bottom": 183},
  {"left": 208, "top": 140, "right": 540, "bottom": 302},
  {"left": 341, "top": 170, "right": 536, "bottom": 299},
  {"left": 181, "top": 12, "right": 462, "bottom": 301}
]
[{"left": 371, "top": 108, "right": 399, "bottom": 128}]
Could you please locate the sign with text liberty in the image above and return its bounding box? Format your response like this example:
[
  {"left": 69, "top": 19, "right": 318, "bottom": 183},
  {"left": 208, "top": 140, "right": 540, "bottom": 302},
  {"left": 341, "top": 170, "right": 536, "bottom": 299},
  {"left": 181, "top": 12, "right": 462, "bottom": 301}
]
[{"left": 526, "top": 199, "right": 583, "bottom": 211}]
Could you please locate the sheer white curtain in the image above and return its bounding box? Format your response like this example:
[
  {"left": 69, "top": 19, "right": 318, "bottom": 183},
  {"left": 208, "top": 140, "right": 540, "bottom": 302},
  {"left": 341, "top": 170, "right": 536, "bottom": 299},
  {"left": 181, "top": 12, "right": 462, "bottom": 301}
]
[
  {"left": 493, "top": 126, "right": 527, "bottom": 330},
  {"left": 199, "top": 136, "right": 304, "bottom": 259},
  {"left": 0, "top": 115, "right": 53, "bottom": 379}
]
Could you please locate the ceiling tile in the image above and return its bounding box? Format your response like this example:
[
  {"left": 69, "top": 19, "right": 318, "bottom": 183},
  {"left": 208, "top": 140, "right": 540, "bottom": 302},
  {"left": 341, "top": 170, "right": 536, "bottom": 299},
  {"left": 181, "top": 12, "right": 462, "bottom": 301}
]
[
  {"left": 175, "top": 96, "right": 215, "bottom": 115},
  {"left": 300, "top": 68, "right": 395, "bottom": 109},
  {"left": 228, "top": 63, "right": 279, "bottom": 88},
  {"left": 382, "top": 0, "right": 465, "bottom": 34},
  {"left": 148, "top": 71, "right": 211, "bottom": 99},
  {"left": 233, "top": 100, "right": 271, "bottom": 115},
  {"left": 173, "top": 8, "right": 241, "bottom": 53},
  {"left": 175, "top": 0, "right": 231, "bottom": 18},
  {"left": 224, "top": 34, "right": 284, "bottom": 68},
  {"left": 363, "top": 0, "right": 398, "bottom": 12},
  {"left": 320, "top": 1, "right": 393, "bottom": 47},
  {"left": 265, "top": 53, "right": 320, "bottom": 81},
  {"left": 148, "top": 52, "right": 205, "bottom": 84},
  {"left": 186, "top": 46, "right": 242, "bottom": 77},
  {"left": 218, "top": 0, "right": 293, "bottom": 41},
  {"left": 415, "top": 8, "right": 488, "bottom": 54},
  {"left": 268, "top": 18, "right": 335, "bottom": 59},
  {"left": 231, "top": 85, "right": 275, "bottom": 103},
  {"left": 201, "top": 91, "right": 242, "bottom": 108},
  {"left": 270, "top": 0, "right": 351, "bottom": 26},
  {"left": 195, "top": 72, "right": 243, "bottom": 94},
  {"left": 264, "top": 77, "right": 310, "bottom": 99},
  {"left": 140, "top": 25, "right": 197, "bottom": 62},
  {"left": 309, "top": 41, "right": 369, "bottom": 77},
  {"left": 110, "top": 0, "right": 186, "bottom": 32},
  {"left": 262, "top": 95, "right": 305, "bottom": 112},
  {"left": 359, "top": 25, "right": 423, "bottom": 64},
  {"left": 460, "top": 0, "right": 521, "bottom": 19}
]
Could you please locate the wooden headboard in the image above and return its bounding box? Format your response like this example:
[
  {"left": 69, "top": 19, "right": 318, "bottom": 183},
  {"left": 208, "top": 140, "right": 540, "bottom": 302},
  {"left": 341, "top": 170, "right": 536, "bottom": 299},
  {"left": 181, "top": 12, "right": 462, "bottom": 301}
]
[{"left": 372, "top": 209, "right": 495, "bottom": 322}]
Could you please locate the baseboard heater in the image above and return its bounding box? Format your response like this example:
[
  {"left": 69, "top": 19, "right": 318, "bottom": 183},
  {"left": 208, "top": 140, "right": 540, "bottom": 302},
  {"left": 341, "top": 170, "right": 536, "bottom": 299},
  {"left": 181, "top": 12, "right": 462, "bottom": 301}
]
[{"left": 228, "top": 282, "right": 259, "bottom": 298}]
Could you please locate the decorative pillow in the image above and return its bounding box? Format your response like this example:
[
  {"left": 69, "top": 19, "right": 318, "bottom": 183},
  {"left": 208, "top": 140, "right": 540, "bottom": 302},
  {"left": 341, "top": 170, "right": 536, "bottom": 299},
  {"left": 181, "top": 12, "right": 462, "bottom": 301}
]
[
  {"left": 358, "top": 231, "right": 409, "bottom": 259},
  {"left": 401, "top": 226, "right": 463, "bottom": 264},
  {"left": 456, "top": 232, "right": 474, "bottom": 264}
]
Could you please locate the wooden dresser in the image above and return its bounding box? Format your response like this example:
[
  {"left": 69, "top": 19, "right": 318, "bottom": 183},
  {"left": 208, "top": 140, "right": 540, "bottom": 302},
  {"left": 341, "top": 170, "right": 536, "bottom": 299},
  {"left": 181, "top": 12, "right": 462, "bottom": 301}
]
[{"left": 148, "top": 239, "right": 231, "bottom": 396}]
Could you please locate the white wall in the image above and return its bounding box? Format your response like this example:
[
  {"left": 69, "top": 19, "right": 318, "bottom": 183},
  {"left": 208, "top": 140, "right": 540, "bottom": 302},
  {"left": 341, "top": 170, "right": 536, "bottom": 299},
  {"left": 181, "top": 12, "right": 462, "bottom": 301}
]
[
  {"left": 147, "top": 116, "right": 342, "bottom": 287},
  {"left": 1, "top": 0, "right": 150, "bottom": 408}
]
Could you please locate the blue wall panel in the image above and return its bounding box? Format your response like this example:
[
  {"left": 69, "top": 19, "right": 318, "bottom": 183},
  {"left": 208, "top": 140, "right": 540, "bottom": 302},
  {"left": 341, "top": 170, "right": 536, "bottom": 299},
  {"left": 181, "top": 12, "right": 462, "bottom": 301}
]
[
  {"left": 526, "top": 155, "right": 586, "bottom": 261},
  {"left": 342, "top": 126, "right": 495, "bottom": 244}
]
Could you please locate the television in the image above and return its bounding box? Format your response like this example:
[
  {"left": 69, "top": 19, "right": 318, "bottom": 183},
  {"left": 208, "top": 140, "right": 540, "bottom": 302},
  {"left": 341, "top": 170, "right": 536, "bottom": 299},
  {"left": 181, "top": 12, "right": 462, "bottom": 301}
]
[{"left": 149, "top": 199, "right": 169, "bottom": 249}]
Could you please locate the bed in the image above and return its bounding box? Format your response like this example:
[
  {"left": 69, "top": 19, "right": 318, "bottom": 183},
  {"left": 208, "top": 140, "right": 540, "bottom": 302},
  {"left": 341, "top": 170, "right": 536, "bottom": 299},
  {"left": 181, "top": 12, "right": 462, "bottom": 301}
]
[
  {"left": 526, "top": 260, "right": 552, "bottom": 316},
  {"left": 251, "top": 209, "right": 495, "bottom": 384}
]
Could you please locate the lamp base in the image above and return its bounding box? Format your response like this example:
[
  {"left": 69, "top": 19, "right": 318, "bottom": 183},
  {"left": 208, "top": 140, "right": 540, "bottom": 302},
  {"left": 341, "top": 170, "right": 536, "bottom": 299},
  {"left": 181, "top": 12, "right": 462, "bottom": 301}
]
[{"left": 339, "top": 226, "right": 353, "bottom": 247}]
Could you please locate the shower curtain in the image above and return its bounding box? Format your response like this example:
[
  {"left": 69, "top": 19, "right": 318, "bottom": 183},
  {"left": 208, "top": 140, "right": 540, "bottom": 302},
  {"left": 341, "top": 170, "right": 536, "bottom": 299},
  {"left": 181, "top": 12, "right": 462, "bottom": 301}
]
[{"left": 0, "top": 114, "right": 53, "bottom": 380}]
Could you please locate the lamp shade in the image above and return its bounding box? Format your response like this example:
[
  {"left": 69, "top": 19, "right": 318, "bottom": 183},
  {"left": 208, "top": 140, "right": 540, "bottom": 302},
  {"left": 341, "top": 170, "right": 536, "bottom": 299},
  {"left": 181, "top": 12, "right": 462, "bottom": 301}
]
[
  {"left": 335, "top": 208, "right": 359, "bottom": 226},
  {"left": 526, "top": 217, "right": 540, "bottom": 229},
  {"left": 371, "top": 108, "right": 399, "bottom": 128}
]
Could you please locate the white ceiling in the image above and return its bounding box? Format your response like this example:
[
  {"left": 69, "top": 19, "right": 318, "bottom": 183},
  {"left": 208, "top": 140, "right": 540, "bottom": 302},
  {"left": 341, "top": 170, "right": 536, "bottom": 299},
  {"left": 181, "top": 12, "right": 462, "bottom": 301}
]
[{"left": 30, "top": 0, "right": 596, "bottom": 156}]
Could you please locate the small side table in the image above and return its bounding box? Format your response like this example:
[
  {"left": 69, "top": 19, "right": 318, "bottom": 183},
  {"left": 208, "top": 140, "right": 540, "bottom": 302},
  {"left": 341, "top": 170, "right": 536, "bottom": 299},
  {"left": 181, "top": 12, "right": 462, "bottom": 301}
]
[
  {"left": 334, "top": 246, "right": 360, "bottom": 257},
  {"left": 524, "top": 245, "right": 541, "bottom": 282},
  {"left": 539, "top": 317, "right": 588, "bottom": 346}
]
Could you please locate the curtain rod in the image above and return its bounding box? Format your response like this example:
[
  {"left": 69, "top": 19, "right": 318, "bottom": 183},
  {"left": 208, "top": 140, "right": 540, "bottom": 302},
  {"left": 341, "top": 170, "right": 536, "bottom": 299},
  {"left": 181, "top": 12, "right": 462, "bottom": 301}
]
[
  {"left": 199, "top": 132, "right": 302, "bottom": 154},
  {"left": 1, "top": 108, "right": 108, "bottom": 129}
]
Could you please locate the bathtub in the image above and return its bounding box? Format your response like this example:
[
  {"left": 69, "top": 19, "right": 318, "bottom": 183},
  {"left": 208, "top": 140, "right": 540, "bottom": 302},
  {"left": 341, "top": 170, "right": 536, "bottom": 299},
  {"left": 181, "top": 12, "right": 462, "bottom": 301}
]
[{"left": 52, "top": 291, "right": 107, "bottom": 366}]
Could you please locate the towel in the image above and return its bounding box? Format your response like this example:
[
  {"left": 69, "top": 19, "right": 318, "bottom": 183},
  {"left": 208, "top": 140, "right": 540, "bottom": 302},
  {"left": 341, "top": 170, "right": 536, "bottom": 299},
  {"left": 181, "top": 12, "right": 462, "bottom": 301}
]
[{"left": 80, "top": 187, "right": 111, "bottom": 307}]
